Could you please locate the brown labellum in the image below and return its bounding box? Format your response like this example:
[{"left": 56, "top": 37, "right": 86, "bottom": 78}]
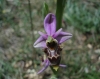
[{"left": 44, "top": 45, "right": 62, "bottom": 66}]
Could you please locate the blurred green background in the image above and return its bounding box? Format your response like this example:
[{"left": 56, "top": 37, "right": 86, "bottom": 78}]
[{"left": 0, "top": 0, "right": 100, "bottom": 79}]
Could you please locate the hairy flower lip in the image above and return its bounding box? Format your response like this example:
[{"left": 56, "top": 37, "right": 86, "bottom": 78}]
[{"left": 48, "top": 55, "right": 61, "bottom": 65}]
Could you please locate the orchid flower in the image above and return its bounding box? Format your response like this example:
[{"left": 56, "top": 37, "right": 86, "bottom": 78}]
[
  {"left": 33, "top": 13, "right": 72, "bottom": 74},
  {"left": 33, "top": 13, "right": 72, "bottom": 48}
]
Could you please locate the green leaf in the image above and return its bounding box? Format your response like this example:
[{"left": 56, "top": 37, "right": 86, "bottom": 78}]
[{"left": 42, "top": 2, "right": 49, "bottom": 18}]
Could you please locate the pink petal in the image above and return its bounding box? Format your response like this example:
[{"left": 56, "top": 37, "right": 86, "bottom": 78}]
[
  {"left": 53, "top": 28, "right": 62, "bottom": 38},
  {"left": 59, "top": 64, "right": 67, "bottom": 67},
  {"left": 37, "top": 60, "right": 50, "bottom": 74},
  {"left": 55, "top": 31, "right": 72, "bottom": 44},
  {"left": 33, "top": 36, "right": 47, "bottom": 48},
  {"left": 44, "top": 13, "right": 56, "bottom": 36},
  {"left": 38, "top": 31, "right": 48, "bottom": 39}
]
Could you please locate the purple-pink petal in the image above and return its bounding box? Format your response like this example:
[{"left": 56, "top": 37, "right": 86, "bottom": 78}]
[
  {"left": 38, "top": 31, "right": 48, "bottom": 39},
  {"left": 37, "top": 60, "right": 50, "bottom": 74},
  {"left": 33, "top": 36, "right": 47, "bottom": 48},
  {"left": 55, "top": 31, "right": 72, "bottom": 44},
  {"left": 53, "top": 28, "right": 62, "bottom": 38},
  {"left": 59, "top": 64, "right": 67, "bottom": 68},
  {"left": 44, "top": 13, "right": 56, "bottom": 36}
]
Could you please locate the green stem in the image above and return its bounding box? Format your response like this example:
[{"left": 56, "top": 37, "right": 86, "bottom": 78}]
[
  {"left": 50, "top": 66, "right": 58, "bottom": 78},
  {"left": 50, "top": 0, "right": 67, "bottom": 78},
  {"left": 56, "top": 0, "right": 66, "bottom": 30}
]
